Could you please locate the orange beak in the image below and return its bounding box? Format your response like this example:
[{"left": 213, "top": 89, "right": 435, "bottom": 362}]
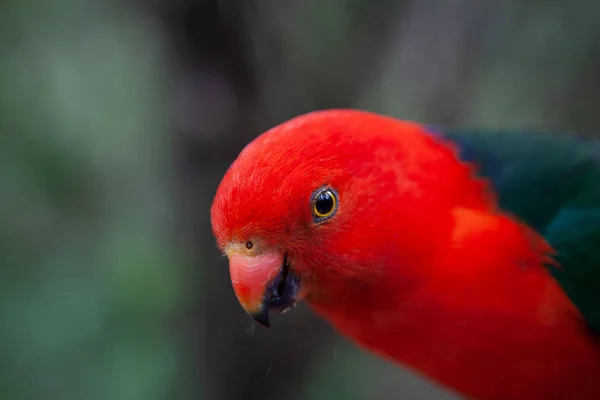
[{"left": 228, "top": 250, "right": 299, "bottom": 328}]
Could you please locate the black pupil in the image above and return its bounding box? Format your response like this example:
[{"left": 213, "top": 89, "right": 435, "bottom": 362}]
[
  {"left": 315, "top": 191, "right": 334, "bottom": 215},
  {"left": 245, "top": 241, "right": 253, "bottom": 249}
]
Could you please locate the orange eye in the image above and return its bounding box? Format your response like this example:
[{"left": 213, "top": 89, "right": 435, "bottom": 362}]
[{"left": 312, "top": 189, "right": 337, "bottom": 220}]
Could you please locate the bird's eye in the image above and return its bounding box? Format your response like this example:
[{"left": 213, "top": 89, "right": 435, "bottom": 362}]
[{"left": 311, "top": 188, "right": 338, "bottom": 222}]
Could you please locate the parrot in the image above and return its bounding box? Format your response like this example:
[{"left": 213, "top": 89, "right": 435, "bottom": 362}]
[{"left": 210, "top": 109, "right": 600, "bottom": 399}]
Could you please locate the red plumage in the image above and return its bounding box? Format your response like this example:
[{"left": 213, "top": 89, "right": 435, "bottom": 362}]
[{"left": 211, "top": 109, "right": 600, "bottom": 399}]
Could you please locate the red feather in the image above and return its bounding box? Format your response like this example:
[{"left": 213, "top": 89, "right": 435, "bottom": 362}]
[{"left": 211, "top": 109, "right": 600, "bottom": 399}]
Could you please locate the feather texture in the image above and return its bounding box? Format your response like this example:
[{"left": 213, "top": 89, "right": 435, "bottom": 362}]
[
  {"left": 212, "top": 109, "right": 600, "bottom": 399},
  {"left": 437, "top": 128, "right": 600, "bottom": 332}
]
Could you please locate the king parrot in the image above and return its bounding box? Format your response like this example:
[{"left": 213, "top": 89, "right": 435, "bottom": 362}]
[{"left": 210, "top": 109, "right": 600, "bottom": 399}]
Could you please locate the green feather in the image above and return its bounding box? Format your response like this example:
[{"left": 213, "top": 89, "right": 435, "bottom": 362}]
[{"left": 435, "top": 128, "right": 600, "bottom": 332}]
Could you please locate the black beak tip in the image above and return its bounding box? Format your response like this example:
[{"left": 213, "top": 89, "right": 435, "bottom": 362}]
[{"left": 251, "top": 309, "right": 270, "bottom": 328}]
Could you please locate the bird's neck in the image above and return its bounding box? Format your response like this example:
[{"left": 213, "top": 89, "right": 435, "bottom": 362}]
[{"left": 308, "top": 208, "right": 600, "bottom": 399}]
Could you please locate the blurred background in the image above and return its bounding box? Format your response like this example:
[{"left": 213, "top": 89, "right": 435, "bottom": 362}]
[{"left": 2, "top": 1, "right": 600, "bottom": 399}]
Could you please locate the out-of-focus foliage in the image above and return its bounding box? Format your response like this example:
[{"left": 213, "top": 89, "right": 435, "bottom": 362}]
[
  {"left": 0, "top": 1, "right": 196, "bottom": 400},
  {"left": 2, "top": 0, "right": 600, "bottom": 399}
]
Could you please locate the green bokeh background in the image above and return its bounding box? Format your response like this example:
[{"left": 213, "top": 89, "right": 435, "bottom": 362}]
[{"left": 1, "top": 1, "right": 599, "bottom": 399}]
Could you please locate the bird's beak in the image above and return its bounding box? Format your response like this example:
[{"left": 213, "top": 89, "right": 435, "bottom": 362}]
[{"left": 228, "top": 250, "right": 300, "bottom": 328}]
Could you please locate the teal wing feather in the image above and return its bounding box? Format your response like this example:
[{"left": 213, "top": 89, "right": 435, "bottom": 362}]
[{"left": 431, "top": 127, "right": 600, "bottom": 332}]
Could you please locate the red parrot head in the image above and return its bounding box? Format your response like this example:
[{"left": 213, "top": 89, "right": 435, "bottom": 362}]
[{"left": 210, "top": 109, "right": 467, "bottom": 327}]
